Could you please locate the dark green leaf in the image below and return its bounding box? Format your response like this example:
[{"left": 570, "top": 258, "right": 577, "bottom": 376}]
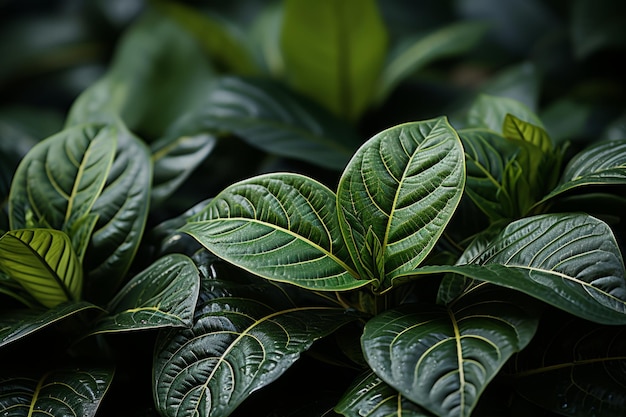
[
  {"left": 337, "top": 117, "right": 465, "bottom": 290},
  {"left": 571, "top": 0, "right": 626, "bottom": 58},
  {"left": 409, "top": 213, "right": 626, "bottom": 324},
  {"left": 90, "top": 254, "right": 199, "bottom": 334},
  {"left": 0, "top": 229, "right": 82, "bottom": 308},
  {"left": 153, "top": 295, "right": 356, "bottom": 417},
  {"left": 362, "top": 291, "right": 537, "bottom": 417},
  {"left": 0, "top": 368, "right": 114, "bottom": 417},
  {"left": 181, "top": 173, "right": 367, "bottom": 291},
  {"left": 281, "top": 0, "right": 388, "bottom": 120}
]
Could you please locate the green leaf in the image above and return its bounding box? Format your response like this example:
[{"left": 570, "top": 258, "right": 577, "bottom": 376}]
[
  {"left": 151, "top": 133, "right": 217, "bottom": 207},
  {"left": 336, "top": 372, "right": 433, "bottom": 417},
  {"left": 409, "top": 213, "right": 626, "bottom": 325},
  {"left": 336, "top": 117, "right": 465, "bottom": 290},
  {"left": 513, "top": 315, "right": 626, "bottom": 417},
  {"left": 539, "top": 139, "right": 626, "bottom": 204},
  {"left": 376, "top": 21, "right": 488, "bottom": 104},
  {"left": 361, "top": 292, "right": 538, "bottom": 417},
  {"left": 0, "top": 229, "right": 82, "bottom": 308},
  {"left": 466, "top": 94, "right": 543, "bottom": 132},
  {"left": 181, "top": 173, "right": 367, "bottom": 291},
  {"left": 153, "top": 295, "right": 357, "bottom": 417},
  {"left": 0, "top": 367, "right": 113, "bottom": 417},
  {"left": 89, "top": 254, "right": 199, "bottom": 334},
  {"left": 9, "top": 123, "right": 117, "bottom": 261},
  {"left": 0, "top": 301, "right": 101, "bottom": 348},
  {"left": 281, "top": 0, "right": 388, "bottom": 120},
  {"left": 502, "top": 113, "right": 552, "bottom": 153},
  {"left": 167, "top": 76, "right": 360, "bottom": 170}
]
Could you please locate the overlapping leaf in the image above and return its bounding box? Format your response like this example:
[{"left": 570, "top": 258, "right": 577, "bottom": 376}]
[
  {"left": 153, "top": 295, "right": 357, "bottom": 417},
  {"left": 0, "top": 368, "right": 113, "bottom": 417},
  {"left": 409, "top": 213, "right": 626, "bottom": 324},
  {"left": 361, "top": 289, "right": 538, "bottom": 417},
  {"left": 336, "top": 117, "right": 465, "bottom": 290},
  {"left": 89, "top": 254, "right": 199, "bottom": 334},
  {"left": 181, "top": 173, "right": 367, "bottom": 291},
  {"left": 0, "top": 229, "right": 82, "bottom": 308},
  {"left": 466, "top": 94, "right": 543, "bottom": 132}
]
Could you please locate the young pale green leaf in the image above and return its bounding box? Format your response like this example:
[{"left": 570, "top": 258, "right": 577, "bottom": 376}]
[
  {"left": 9, "top": 123, "right": 117, "bottom": 260},
  {"left": 150, "top": 133, "right": 217, "bottom": 207},
  {"left": 89, "top": 254, "right": 199, "bottom": 334},
  {"left": 167, "top": 76, "right": 361, "bottom": 170},
  {"left": 337, "top": 117, "right": 465, "bottom": 290},
  {"left": 281, "top": 0, "right": 388, "bottom": 120},
  {"left": 0, "top": 229, "right": 82, "bottom": 308},
  {"left": 0, "top": 368, "right": 113, "bottom": 416},
  {"left": 502, "top": 113, "right": 552, "bottom": 153},
  {"left": 335, "top": 371, "right": 433, "bottom": 417},
  {"left": 513, "top": 316, "right": 626, "bottom": 417},
  {"left": 181, "top": 173, "right": 366, "bottom": 291},
  {"left": 466, "top": 94, "right": 543, "bottom": 132},
  {"left": 0, "top": 301, "right": 101, "bottom": 348},
  {"left": 408, "top": 213, "right": 626, "bottom": 325},
  {"left": 153, "top": 296, "right": 357, "bottom": 417},
  {"left": 362, "top": 291, "right": 538, "bottom": 417},
  {"left": 539, "top": 139, "right": 626, "bottom": 204},
  {"left": 375, "top": 21, "right": 488, "bottom": 104}
]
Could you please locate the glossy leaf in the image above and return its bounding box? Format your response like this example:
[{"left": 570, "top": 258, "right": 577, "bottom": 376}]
[
  {"left": 336, "top": 117, "right": 465, "bottom": 290},
  {"left": 89, "top": 254, "right": 199, "bottom": 334},
  {"left": 181, "top": 173, "right": 367, "bottom": 291},
  {"left": 0, "top": 229, "right": 82, "bottom": 308},
  {"left": 513, "top": 316, "right": 626, "bottom": 417},
  {"left": 153, "top": 296, "right": 357, "bottom": 417},
  {"left": 0, "top": 367, "right": 113, "bottom": 417},
  {"left": 466, "top": 94, "right": 543, "bottom": 132},
  {"left": 540, "top": 139, "right": 626, "bottom": 204},
  {"left": 0, "top": 301, "right": 100, "bottom": 348},
  {"left": 9, "top": 123, "right": 116, "bottom": 260},
  {"left": 336, "top": 371, "right": 433, "bottom": 417},
  {"left": 151, "top": 133, "right": 217, "bottom": 207},
  {"left": 408, "top": 213, "right": 626, "bottom": 324},
  {"left": 281, "top": 0, "right": 388, "bottom": 120},
  {"left": 376, "top": 21, "right": 488, "bottom": 104},
  {"left": 362, "top": 292, "right": 538, "bottom": 417},
  {"left": 168, "top": 76, "right": 360, "bottom": 170}
]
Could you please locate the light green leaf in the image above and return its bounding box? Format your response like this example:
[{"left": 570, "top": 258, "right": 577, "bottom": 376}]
[
  {"left": 336, "top": 117, "right": 465, "bottom": 290},
  {"left": 376, "top": 21, "right": 488, "bottom": 104},
  {"left": 0, "top": 301, "right": 101, "bottom": 348},
  {"left": 90, "top": 254, "right": 199, "bottom": 334},
  {"left": 0, "top": 367, "right": 113, "bottom": 417},
  {"left": 466, "top": 94, "right": 543, "bottom": 132},
  {"left": 153, "top": 295, "right": 356, "bottom": 417},
  {"left": 281, "top": 0, "right": 388, "bottom": 120},
  {"left": 502, "top": 113, "right": 552, "bottom": 153},
  {"left": 181, "top": 173, "right": 367, "bottom": 291},
  {"left": 540, "top": 139, "right": 626, "bottom": 204},
  {"left": 0, "top": 229, "right": 82, "bottom": 308},
  {"left": 336, "top": 372, "right": 433, "bottom": 417},
  {"left": 362, "top": 291, "right": 538, "bottom": 417},
  {"left": 408, "top": 213, "right": 626, "bottom": 324}
]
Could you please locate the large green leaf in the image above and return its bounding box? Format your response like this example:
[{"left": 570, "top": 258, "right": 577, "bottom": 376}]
[
  {"left": 375, "top": 21, "right": 488, "bottom": 104},
  {"left": 0, "top": 229, "right": 82, "bottom": 308},
  {"left": 539, "top": 139, "right": 626, "bottom": 204},
  {"left": 466, "top": 94, "right": 543, "bottom": 132},
  {"left": 89, "top": 254, "right": 199, "bottom": 334},
  {"left": 335, "top": 372, "right": 433, "bottom": 417},
  {"left": 408, "top": 213, "right": 626, "bottom": 324},
  {"left": 0, "top": 301, "right": 100, "bottom": 348},
  {"left": 153, "top": 295, "right": 357, "bottom": 417},
  {"left": 361, "top": 290, "right": 538, "bottom": 417},
  {"left": 281, "top": 0, "right": 388, "bottom": 120},
  {"left": 513, "top": 315, "right": 626, "bottom": 417},
  {"left": 336, "top": 117, "right": 465, "bottom": 290},
  {"left": 167, "top": 76, "right": 360, "bottom": 170},
  {"left": 9, "top": 123, "right": 116, "bottom": 260},
  {"left": 181, "top": 173, "right": 367, "bottom": 291},
  {"left": 0, "top": 367, "right": 113, "bottom": 417}
]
